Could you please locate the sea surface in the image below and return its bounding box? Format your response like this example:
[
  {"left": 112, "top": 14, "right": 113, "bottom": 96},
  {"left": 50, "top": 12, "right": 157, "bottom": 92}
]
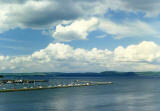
[{"left": 0, "top": 75, "right": 160, "bottom": 111}]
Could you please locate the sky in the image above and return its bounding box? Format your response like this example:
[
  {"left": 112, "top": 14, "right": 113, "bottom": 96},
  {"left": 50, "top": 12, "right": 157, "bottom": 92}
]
[{"left": 1, "top": 0, "right": 160, "bottom": 72}]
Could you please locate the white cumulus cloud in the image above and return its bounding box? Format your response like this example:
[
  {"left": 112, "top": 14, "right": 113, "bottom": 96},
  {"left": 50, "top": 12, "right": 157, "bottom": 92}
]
[
  {"left": 0, "top": 41, "right": 160, "bottom": 72},
  {"left": 52, "top": 18, "right": 99, "bottom": 42}
]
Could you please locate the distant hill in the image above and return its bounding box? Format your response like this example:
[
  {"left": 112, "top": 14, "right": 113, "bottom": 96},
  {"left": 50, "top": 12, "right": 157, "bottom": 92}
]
[
  {"left": 0, "top": 71, "right": 160, "bottom": 77},
  {"left": 135, "top": 71, "right": 160, "bottom": 75}
]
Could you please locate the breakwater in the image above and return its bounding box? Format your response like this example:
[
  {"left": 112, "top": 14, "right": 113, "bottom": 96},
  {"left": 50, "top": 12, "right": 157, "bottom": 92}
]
[{"left": 0, "top": 81, "right": 112, "bottom": 92}]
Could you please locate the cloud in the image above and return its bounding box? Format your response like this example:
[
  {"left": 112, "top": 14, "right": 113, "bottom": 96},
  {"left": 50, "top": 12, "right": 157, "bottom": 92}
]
[
  {"left": 96, "top": 35, "right": 106, "bottom": 39},
  {"left": 51, "top": 18, "right": 160, "bottom": 42},
  {"left": 1, "top": 0, "right": 160, "bottom": 34},
  {"left": 52, "top": 18, "right": 98, "bottom": 42},
  {"left": 114, "top": 41, "right": 160, "bottom": 62},
  {"left": 119, "top": 0, "right": 160, "bottom": 17},
  {"left": 109, "top": 41, "right": 160, "bottom": 71},
  {"left": 0, "top": 37, "right": 24, "bottom": 42},
  {"left": 0, "top": 43, "right": 112, "bottom": 72},
  {"left": 1, "top": 0, "right": 160, "bottom": 73},
  {"left": 1, "top": 41, "right": 160, "bottom": 72},
  {"left": 0, "top": 0, "right": 109, "bottom": 33},
  {"left": 99, "top": 19, "right": 159, "bottom": 39},
  {"left": 0, "top": 45, "right": 30, "bottom": 51}
]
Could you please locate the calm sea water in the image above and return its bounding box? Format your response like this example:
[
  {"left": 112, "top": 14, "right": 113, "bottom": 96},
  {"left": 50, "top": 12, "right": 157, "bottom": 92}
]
[{"left": 0, "top": 76, "right": 160, "bottom": 111}]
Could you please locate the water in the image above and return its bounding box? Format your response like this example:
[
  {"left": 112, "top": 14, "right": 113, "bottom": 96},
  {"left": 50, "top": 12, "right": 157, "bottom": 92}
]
[{"left": 0, "top": 76, "right": 160, "bottom": 111}]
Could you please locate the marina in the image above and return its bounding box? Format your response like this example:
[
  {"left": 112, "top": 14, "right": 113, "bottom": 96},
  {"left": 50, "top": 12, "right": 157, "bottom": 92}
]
[
  {"left": 0, "top": 80, "right": 48, "bottom": 84},
  {"left": 0, "top": 80, "right": 112, "bottom": 92}
]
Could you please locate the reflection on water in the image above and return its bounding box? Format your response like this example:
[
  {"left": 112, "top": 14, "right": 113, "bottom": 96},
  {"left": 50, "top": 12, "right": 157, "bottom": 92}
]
[{"left": 0, "top": 76, "right": 160, "bottom": 111}]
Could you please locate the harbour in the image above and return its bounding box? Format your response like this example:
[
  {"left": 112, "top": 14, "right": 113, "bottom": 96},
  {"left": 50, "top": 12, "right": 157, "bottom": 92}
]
[
  {"left": 0, "top": 80, "right": 48, "bottom": 84},
  {"left": 0, "top": 80, "right": 112, "bottom": 92}
]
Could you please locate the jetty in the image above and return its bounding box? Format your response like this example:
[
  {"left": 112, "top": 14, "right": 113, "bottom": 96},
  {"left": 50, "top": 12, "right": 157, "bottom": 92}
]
[{"left": 0, "top": 81, "right": 112, "bottom": 92}]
